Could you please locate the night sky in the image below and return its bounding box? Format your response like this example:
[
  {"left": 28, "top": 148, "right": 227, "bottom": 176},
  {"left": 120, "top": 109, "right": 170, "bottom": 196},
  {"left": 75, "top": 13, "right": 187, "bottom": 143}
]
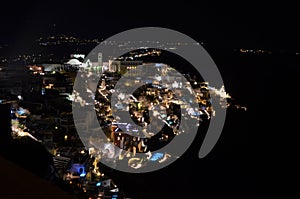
[{"left": 1, "top": 1, "right": 300, "bottom": 51}]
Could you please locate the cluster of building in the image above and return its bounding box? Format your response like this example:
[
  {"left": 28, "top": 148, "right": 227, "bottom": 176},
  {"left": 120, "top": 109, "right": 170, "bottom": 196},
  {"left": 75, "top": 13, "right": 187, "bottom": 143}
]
[
  {"left": 0, "top": 53, "right": 132, "bottom": 198},
  {"left": 1, "top": 48, "right": 246, "bottom": 198},
  {"left": 70, "top": 57, "right": 242, "bottom": 171}
]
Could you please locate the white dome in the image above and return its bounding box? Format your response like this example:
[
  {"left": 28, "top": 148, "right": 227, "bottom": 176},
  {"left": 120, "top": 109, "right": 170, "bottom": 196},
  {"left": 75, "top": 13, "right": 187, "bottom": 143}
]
[{"left": 66, "top": 58, "right": 82, "bottom": 65}]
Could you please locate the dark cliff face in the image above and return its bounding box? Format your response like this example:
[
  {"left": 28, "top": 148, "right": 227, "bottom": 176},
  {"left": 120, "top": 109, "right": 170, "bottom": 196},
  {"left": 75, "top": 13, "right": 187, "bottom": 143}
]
[
  {"left": 0, "top": 104, "right": 76, "bottom": 199},
  {"left": 0, "top": 155, "right": 77, "bottom": 199},
  {"left": 0, "top": 104, "right": 12, "bottom": 143},
  {"left": 3, "top": 137, "right": 54, "bottom": 178},
  {"left": 0, "top": 104, "right": 54, "bottom": 178}
]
